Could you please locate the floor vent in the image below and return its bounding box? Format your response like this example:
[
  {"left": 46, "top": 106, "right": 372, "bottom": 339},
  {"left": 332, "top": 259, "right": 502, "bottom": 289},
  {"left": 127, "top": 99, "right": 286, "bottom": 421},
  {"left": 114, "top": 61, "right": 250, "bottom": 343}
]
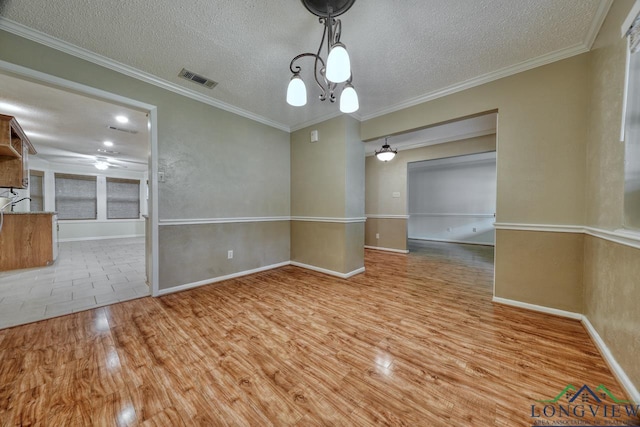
[{"left": 178, "top": 68, "right": 218, "bottom": 89}]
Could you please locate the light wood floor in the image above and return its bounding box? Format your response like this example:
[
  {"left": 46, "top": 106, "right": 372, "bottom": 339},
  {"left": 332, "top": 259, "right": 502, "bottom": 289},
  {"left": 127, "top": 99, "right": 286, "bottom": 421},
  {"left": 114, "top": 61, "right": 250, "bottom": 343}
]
[{"left": 1, "top": 241, "right": 636, "bottom": 426}]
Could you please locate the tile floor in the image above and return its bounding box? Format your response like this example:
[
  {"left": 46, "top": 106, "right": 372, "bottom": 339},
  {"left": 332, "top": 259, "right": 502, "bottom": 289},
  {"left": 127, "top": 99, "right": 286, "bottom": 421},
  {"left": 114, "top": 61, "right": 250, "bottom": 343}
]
[{"left": 0, "top": 237, "right": 148, "bottom": 329}]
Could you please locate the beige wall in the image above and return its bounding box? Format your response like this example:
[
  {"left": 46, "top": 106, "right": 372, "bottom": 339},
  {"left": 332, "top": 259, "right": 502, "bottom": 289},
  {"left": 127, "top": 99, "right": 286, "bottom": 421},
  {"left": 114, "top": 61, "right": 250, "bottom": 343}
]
[
  {"left": 159, "top": 221, "right": 289, "bottom": 290},
  {"left": 362, "top": 56, "right": 588, "bottom": 226},
  {"left": 495, "top": 230, "right": 584, "bottom": 312},
  {"left": 584, "top": 236, "right": 640, "bottom": 389},
  {"left": 290, "top": 221, "right": 364, "bottom": 274},
  {"left": 290, "top": 115, "right": 365, "bottom": 274},
  {"left": 0, "top": 30, "right": 291, "bottom": 291},
  {"left": 586, "top": 1, "right": 629, "bottom": 230},
  {"left": 584, "top": 0, "right": 639, "bottom": 392},
  {"left": 364, "top": 218, "right": 407, "bottom": 251},
  {"left": 291, "top": 116, "right": 348, "bottom": 218}
]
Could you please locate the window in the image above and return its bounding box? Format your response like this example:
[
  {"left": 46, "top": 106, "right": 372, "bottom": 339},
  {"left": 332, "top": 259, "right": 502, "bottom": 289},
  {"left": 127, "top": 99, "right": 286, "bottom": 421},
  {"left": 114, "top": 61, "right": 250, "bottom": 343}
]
[
  {"left": 623, "top": 3, "right": 640, "bottom": 230},
  {"left": 106, "top": 178, "right": 140, "bottom": 219},
  {"left": 54, "top": 174, "right": 97, "bottom": 220},
  {"left": 29, "top": 170, "right": 44, "bottom": 212}
]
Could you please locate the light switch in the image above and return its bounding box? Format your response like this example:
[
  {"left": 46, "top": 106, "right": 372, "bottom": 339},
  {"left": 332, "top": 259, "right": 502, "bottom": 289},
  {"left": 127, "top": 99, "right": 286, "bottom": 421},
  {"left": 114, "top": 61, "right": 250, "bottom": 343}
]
[{"left": 310, "top": 130, "right": 319, "bottom": 142}]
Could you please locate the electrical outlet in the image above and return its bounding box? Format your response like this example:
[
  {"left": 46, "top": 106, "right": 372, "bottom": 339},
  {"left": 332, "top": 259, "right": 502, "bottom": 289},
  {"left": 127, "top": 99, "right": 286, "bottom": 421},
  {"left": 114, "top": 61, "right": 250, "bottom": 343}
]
[
  {"left": 376, "top": 233, "right": 380, "bottom": 239},
  {"left": 227, "top": 250, "right": 233, "bottom": 259}
]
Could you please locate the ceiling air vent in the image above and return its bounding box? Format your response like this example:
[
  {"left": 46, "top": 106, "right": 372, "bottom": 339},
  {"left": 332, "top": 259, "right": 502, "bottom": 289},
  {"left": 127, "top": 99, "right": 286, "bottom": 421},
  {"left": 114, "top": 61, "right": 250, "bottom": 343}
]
[
  {"left": 107, "top": 125, "right": 138, "bottom": 134},
  {"left": 178, "top": 68, "right": 218, "bottom": 89}
]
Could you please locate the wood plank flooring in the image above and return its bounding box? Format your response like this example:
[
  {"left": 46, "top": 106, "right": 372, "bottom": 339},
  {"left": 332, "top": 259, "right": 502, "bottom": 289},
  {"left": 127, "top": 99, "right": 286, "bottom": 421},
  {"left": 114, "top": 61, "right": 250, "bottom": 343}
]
[{"left": 1, "top": 240, "right": 637, "bottom": 426}]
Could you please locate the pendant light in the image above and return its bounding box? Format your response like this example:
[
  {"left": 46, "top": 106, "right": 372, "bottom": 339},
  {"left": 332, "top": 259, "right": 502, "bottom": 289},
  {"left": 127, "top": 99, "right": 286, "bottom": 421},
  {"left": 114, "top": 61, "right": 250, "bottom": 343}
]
[{"left": 375, "top": 137, "right": 397, "bottom": 162}]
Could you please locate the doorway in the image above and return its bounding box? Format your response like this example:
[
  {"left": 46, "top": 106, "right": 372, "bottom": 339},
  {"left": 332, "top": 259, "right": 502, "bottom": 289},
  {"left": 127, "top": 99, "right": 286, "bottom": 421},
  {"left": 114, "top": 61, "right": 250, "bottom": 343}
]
[{"left": 0, "top": 61, "right": 158, "bottom": 328}]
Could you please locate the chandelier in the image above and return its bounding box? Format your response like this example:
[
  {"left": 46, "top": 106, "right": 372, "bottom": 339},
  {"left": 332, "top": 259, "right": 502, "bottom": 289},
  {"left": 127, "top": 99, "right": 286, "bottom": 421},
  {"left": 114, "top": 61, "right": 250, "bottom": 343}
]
[
  {"left": 286, "top": 0, "right": 359, "bottom": 113},
  {"left": 375, "top": 137, "right": 397, "bottom": 162}
]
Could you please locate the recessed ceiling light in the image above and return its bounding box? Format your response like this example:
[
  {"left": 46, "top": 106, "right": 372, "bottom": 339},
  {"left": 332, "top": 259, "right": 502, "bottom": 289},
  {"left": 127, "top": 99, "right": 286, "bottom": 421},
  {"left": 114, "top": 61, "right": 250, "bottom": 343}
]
[
  {"left": 103, "top": 141, "right": 114, "bottom": 147},
  {"left": 115, "top": 115, "right": 129, "bottom": 124},
  {"left": 95, "top": 161, "right": 110, "bottom": 170}
]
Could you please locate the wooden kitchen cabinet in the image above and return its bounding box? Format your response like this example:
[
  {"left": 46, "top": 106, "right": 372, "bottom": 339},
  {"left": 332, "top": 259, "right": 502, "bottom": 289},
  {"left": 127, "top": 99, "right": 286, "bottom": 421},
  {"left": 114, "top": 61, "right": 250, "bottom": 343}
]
[
  {"left": 0, "top": 212, "right": 58, "bottom": 271},
  {"left": 0, "top": 114, "right": 36, "bottom": 189}
]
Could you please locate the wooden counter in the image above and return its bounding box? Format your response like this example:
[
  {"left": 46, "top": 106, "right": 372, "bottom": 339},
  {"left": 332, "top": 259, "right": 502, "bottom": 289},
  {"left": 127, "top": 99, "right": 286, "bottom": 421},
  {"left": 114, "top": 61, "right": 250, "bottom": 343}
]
[{"left": 0, "top": 212, "right": 58, "bottom": 271}]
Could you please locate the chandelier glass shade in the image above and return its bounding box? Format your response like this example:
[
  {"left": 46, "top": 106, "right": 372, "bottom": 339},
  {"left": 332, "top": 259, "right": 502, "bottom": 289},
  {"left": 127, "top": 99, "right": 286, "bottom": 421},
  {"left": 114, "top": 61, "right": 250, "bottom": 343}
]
[
  {"left": 375, "top": 137, "right": 398, "bottom": 162},
  {"left": 286, "top": 0, "right": 358, "bottom": 113}
]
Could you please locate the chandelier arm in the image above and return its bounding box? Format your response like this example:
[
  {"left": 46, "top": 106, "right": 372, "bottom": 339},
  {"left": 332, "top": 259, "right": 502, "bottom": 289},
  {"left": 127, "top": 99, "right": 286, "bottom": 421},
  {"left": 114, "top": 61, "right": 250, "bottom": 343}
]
[
  {"left": 290, "top": 53, "right": 318, "bottom": 74},
  {"left": 332, "top": 19, "right": 342, "bottom": 45},
  {"left": 314, "top": 20, "right": 329, "bottom": 100}
]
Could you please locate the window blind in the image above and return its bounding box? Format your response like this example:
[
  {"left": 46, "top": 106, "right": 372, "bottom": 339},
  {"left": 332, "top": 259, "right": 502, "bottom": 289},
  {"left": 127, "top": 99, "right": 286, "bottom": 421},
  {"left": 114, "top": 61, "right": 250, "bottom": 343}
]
[
  {"left": 627, "top": 11, "right": 640, "bottom": 53},
  {"left": 29, "top": 171, "right": 44, "bottom": 212},
  {"left": 54, "top": 174, "right": 97, "bottom": 220},
  {"left": 106, "top": 178, "right": 140, "bottom": 219}
]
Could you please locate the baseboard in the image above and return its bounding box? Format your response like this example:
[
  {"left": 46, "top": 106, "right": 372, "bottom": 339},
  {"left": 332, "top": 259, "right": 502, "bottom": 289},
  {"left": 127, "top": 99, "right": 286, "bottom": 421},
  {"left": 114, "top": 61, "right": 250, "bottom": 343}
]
[
  {"left": 290, "top": 261, "right": 365, "bottom": 278},
  {"left": 581, "top": 317, "right": 640, "bottom": 405},
  {"left": 157, "top": 261, "right": 291, "bottom": 296},
  {"left": 493, "top": 296, "right": 639, "bottom": 404},
  {"left": 364, "top": 245, "right": 409, "bottom": 254},
  {"left": 58, "top": 234, "right": 144, "bottom": 243},
  {"left": 409, "top": 237, "right": 494, "bottom": 247},
  {"left": 492, "top": 296, "right": 583, "bottom": 320}
]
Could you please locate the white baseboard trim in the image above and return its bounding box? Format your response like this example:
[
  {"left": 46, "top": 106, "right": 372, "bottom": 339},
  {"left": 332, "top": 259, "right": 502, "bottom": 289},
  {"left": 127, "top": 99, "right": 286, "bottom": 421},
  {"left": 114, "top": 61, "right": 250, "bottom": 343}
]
[
  {"left": 290, "top": 261, "right": 365, "bottom": 278},
  {"left": 492, "top": 296, "right": 583, "bottom": 320},
  {"left": 58, "top": 234, "right": 144, "bottom": 243},
  {"left": 364, "top": 245, "right": 409, "bottom": 254},
  {"left": 408, "top": 237, "right": 494, "bottom": 247},
  {"left": 493, "top": 296, "right": 639, "bottom": 404},
  {"left": 157, "top": 261, "right": 291, "bottom": 296},
  {"left": 581, "top": 316, "right": 640, "bottom": 405}
]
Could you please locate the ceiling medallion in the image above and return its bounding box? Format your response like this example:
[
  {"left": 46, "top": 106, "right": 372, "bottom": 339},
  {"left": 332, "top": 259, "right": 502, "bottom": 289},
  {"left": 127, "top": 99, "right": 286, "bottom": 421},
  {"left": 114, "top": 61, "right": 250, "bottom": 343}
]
[{"left": 286, "top": 0, "right": 359, "bottom": 113}]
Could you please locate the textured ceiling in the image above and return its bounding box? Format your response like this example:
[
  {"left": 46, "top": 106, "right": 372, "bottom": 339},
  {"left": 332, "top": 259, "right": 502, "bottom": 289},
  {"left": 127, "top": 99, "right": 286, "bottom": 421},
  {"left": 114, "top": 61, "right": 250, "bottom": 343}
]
[
  {"left": 0, "top": 73, "right": 149, "bottom": 171},
  {"left": 0, "top": 0, "right": 608, "bottom": 131}
]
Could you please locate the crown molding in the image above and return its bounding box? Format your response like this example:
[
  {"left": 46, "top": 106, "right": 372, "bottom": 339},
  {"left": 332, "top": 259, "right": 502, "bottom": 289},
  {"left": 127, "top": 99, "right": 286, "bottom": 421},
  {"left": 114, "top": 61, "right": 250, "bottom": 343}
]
[
  {"left": 0, "top": 18, "right": 290, "bottom": 132},
  {"left": 362, "top": 0, "right": 613, "bottom": 123},
  {"left": 586, "top": 0, "right": 614, "bottom": 49},
  {"left": 360, "top": 43, "right": 590, "bottom": 122}
]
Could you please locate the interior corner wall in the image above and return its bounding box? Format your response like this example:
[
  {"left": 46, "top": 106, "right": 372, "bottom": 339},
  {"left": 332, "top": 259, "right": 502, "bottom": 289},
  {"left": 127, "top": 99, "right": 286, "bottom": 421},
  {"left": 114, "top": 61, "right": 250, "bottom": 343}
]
[
  {"left": 362, "top": 54, "right": 589, "bottom": 312},
  {"left": 290, "top": 115, "right": 365, "bottom": 275},
  {"left": 584, "top": 0, "right": 640, "bottom": 393},
  {"left": 0, "top": 30, "right": 291, "bottom": 291}
]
